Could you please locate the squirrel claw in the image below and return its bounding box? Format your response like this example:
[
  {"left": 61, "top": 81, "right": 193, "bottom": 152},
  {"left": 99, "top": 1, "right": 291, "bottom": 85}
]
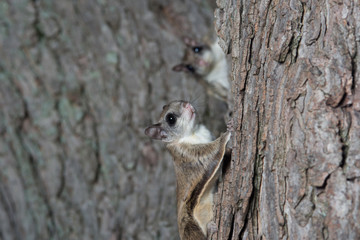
[
  {"left": 207, "top": 221, "right": 218, "bottom": 238},
  {"left": 227, "top": 118, "right": 234, "bottom": 132}
]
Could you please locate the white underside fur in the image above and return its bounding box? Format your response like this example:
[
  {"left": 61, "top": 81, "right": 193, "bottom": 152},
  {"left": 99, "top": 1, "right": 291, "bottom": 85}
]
[
  {"left": 178, "top": 124, "right": 213, "bottom": 144},
  {"left": 205, "top": 42, "right": 229, "bottom": 90}
]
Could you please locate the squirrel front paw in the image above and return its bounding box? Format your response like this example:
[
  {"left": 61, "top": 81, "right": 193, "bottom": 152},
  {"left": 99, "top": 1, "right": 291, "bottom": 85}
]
[
  {"left": 206, "top": 221, "right": 218, "bottom": 238},
  {"left": 226, "top": 118, "right": 234, "bottom": 132}
]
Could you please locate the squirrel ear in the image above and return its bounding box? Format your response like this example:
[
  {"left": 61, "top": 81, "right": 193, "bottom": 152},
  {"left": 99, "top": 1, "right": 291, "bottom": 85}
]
[
  {"left": 145, "top": 125, "right": 168, "bottom": 140},
  {"left": 172, "top": 64, "right": 186, "bottom": 72},
  {"left": 183, "top": 37, "right": 197, "bottom": 47}
]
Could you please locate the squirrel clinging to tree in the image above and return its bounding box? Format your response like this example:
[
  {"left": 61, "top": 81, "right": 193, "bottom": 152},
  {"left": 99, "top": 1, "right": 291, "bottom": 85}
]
[{"left": 145, "top": 100, "right": 232, "bottom": 240}]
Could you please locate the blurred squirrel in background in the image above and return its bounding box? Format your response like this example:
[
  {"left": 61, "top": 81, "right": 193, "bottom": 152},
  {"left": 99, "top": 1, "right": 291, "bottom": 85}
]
[{"left": 172, "top": 37, "right": 231, "bottom": 106}]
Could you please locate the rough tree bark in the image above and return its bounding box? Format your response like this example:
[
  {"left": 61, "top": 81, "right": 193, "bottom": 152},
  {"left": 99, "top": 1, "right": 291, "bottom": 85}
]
[
  {"left": 213, "top": 0, "right": 360, "bottom": 239},
  {"left": 0, "top": 1, "right": 223, "bottom": 240}
]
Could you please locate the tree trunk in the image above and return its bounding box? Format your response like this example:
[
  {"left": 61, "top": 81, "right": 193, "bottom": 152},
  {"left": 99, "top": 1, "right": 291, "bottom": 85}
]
[
  {"left": 0, "top": 1, "right": 220, "bottom": 239},
  {"left": 213, "top": 0, "right": 360, "bottom": 239}
]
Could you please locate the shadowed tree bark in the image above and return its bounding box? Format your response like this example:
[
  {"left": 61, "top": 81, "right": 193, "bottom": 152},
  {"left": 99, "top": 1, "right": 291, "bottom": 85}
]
[
  {"left": 212, "top": 0, "right": 360, "bottom": 239},
  {"left": 0, "top": 1, "right": 223, "bottom": 239}
]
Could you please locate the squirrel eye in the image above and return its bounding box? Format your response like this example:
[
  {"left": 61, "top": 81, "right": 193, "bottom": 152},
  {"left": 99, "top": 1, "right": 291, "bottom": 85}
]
[
  {"left": 192, "top": 46, "right": 203, "bottom": 53},
  {"left": 185, "top": 64, "right": 195, "bottom": 73},
  {"left": 166, "top": 113, "right": 177, "bottom": 126}
]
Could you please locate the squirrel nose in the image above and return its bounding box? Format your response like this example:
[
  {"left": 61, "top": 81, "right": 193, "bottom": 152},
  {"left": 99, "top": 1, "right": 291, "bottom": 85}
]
[{"left": 183, "top": 102, "right": 195, "bottom": 113}]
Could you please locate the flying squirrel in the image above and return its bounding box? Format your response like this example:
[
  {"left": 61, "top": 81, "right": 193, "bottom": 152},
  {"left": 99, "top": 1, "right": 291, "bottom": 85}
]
[
  {"left": 172, "top": 37, "right": 231, "bottom": 104},
  {"left": 145, "top": 100, "right": 232, "bottom": 240}
]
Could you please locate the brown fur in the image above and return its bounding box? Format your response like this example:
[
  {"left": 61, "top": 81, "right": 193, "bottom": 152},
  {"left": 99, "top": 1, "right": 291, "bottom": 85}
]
[
  {"left": 145, "top": 101, "right": 231, "bottom": 239},
  {"left": 167, "top": 132, "right": 230, "bottom": 239},
  {"left": 172, "top": 38, "right": 229, "bottom": 102}
]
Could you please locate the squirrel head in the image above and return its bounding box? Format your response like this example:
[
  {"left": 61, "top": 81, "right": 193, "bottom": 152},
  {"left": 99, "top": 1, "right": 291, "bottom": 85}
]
[
  {"left": 145, "top": 100, "right": 198, "bottom": 143},
  {"left": 172, "top": 37, "right": 215, "bottom": 77}
]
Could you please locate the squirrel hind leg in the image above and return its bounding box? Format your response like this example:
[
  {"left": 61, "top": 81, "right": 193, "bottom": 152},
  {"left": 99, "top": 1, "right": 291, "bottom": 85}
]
[{"left": 183, "top": 221, "right": 206, "bottom": 240}]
